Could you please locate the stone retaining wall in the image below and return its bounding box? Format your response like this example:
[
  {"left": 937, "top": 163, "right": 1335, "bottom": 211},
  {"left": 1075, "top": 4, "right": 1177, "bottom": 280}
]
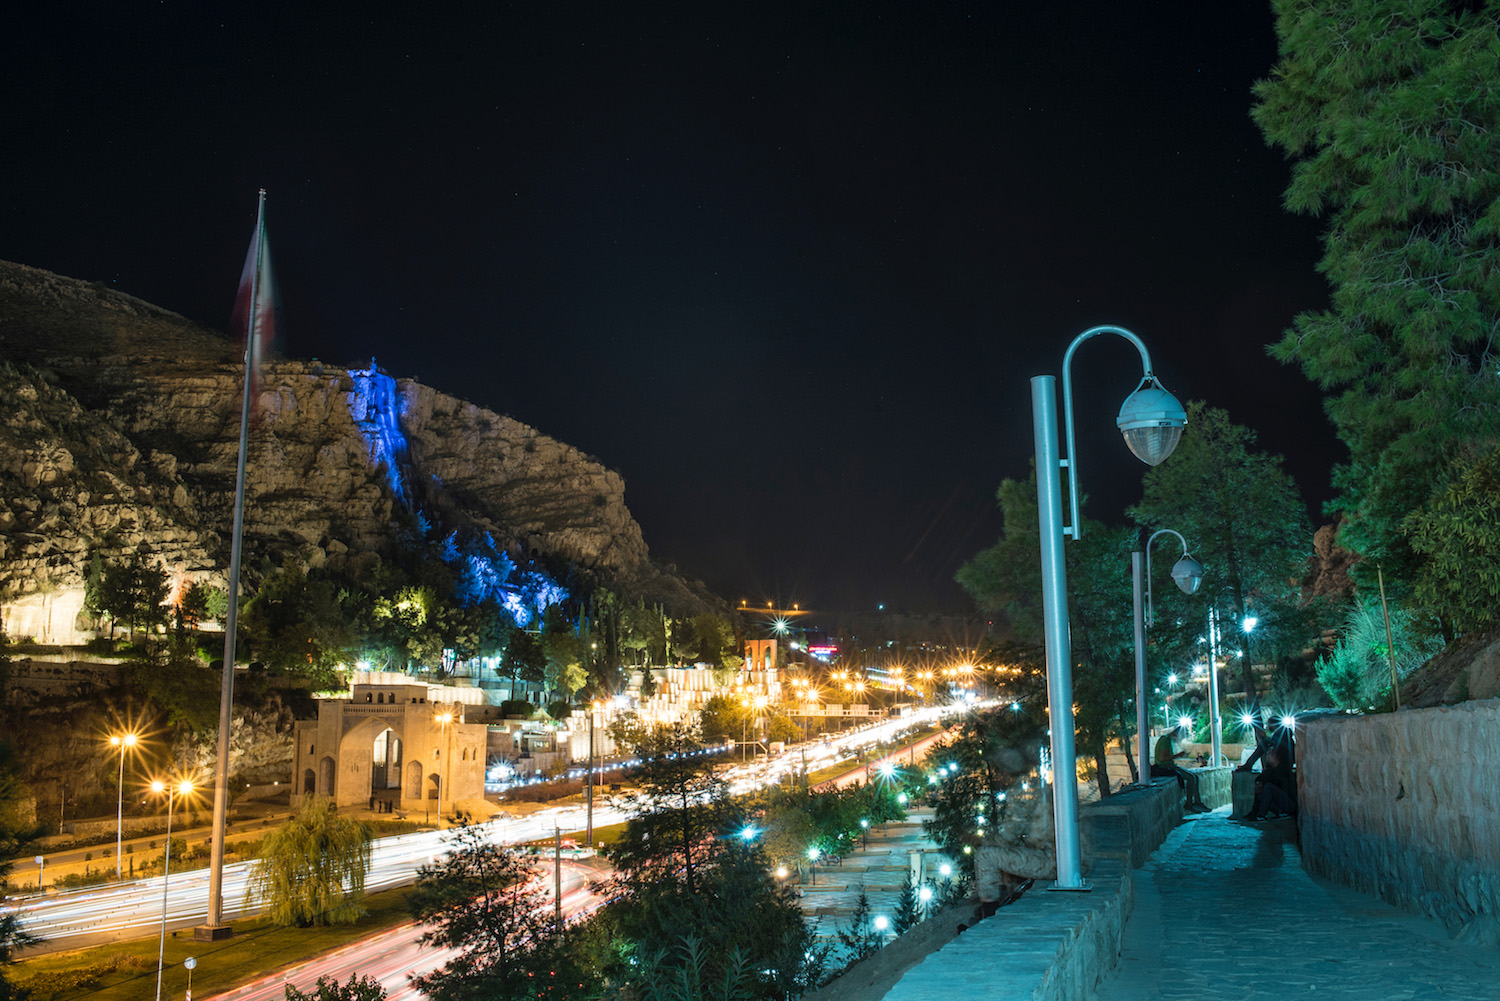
[{"left": 1299, "top": 700, "right": 1500, "bottom": 945}]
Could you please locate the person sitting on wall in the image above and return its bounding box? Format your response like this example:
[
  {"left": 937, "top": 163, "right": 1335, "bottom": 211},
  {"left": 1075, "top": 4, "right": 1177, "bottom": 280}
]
[
  {"left": 1239, "top": 718, "right": 1296, "bottom": 820},
  {"left": 1151, "top": 725, "right": 1207, "bottom": 812}
]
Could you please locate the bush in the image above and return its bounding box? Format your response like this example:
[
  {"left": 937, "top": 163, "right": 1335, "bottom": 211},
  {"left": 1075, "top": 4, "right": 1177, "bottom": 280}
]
[
  {"left": 503, "top": 779, "right": 583, "bottom": 803},
  {"left": 499, "top": 700, "right": 534, "bottom": 717}
]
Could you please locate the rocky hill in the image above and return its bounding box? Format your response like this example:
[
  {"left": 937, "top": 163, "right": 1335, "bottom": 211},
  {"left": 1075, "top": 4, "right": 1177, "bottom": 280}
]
[{"left": 0, "top": 259, "right": 713, "bottom": 640}]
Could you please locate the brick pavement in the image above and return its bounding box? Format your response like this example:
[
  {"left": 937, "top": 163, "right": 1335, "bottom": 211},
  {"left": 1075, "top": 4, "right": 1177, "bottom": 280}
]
[{"left": 1090, "top": 809, "right": 1500, "bottom": 1001}]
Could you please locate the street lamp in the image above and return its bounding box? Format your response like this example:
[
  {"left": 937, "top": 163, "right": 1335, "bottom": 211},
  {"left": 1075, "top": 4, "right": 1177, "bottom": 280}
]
[
  {"left": 1132, "top": 529, "right": 1204, "bottom": 784},
  {"left": 108, "top": 730, "right": 140, "bottom": 880},
  {"left": 1031, "top": 325, "right": 1186, "bottom": 891},
  {"left": 435, "top": 711, "right": 454, "bottom": 829},
  {"left": 152, "top": 776, "right": 195, "bottom": 1001}
]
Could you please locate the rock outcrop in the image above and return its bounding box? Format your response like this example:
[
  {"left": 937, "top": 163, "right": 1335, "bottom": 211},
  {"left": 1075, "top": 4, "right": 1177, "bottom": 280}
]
[{"left": 0, "top": 259, "right": 711, "bottom": 634}]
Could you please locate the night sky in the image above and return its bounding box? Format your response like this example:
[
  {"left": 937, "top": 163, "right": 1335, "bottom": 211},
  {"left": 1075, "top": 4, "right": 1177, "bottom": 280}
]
[{"left": 2, "top": 3, "right": 1338, "bottom": 614}]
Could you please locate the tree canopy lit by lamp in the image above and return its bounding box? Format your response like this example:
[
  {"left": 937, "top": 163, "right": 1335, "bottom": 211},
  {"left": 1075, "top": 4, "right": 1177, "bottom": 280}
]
[{"left": 1033, "top": 324, "right": 1186, "bottom": 891}]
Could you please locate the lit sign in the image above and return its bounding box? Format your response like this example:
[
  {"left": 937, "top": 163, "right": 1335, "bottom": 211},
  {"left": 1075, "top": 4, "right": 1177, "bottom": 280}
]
[{"left": 807, "top": 645, "right": 838, "bottom": 656}]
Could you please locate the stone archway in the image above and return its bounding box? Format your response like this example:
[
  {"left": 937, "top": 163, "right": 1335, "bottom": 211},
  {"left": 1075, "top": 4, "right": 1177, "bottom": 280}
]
[
  {"left": 319, "top": 755, "right": 336, "bottom": 797},
  {"left": 372, "top": 728, "right": 403, "bottom": 790},
  {"left": 303, "top": 769, "right": 315, "bottom": 795},
  {"left": 405, "top": 759, "right": 424, "bottom": 800}
]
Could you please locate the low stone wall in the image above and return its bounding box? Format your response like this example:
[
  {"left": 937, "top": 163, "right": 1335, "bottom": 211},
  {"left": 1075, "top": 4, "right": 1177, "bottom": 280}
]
[
  {"left": 883, "top": 782, "right": 1180, "bottom": 1000},
  {"left": 1189, "top": 765, "right": 1233, "bottom": 810},
  {"left": 1299, "top": 700, "right": 1500, "bottom": 945}
]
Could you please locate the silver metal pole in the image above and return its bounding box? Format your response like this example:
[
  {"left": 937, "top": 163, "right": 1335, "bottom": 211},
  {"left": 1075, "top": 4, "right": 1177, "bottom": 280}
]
[
  {"left": 116, "top": 743, "right": 127, "bottom": 880},
  {"left": 156, "top": 789, "right": 177, "bottom": 1001},
  {"left": 1208, "top": 609, "right": 1223, "bottom": 765},
  {"left": 1031, "top": 375, "right": 1086, "bottom": 891},
  {"left": 1132, "top": 552, "right": 1150, "bottom": 783}
]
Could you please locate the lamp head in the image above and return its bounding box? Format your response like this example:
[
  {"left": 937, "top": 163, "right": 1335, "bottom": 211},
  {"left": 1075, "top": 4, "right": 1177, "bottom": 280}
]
[
  {"left": 1117, "top": 378, "right": 1187, "bottom": 465},
  {"left": 1170, "top": 554, "right": 1205, "bottom": 595}
]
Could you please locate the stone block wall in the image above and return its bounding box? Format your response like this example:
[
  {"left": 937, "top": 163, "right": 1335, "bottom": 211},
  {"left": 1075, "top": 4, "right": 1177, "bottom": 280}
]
[{"left": 1299, "top": 700, "right": 1500, "bottom": 944}]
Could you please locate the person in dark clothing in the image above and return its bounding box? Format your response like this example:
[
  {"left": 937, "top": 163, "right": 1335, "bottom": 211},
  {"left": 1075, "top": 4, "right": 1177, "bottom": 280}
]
[{"left": 1238, "top": 717, "right": 1296, "bottom": 820}]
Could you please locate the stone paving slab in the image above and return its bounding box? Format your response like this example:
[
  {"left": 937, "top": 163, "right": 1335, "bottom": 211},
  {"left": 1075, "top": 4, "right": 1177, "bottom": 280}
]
[{"left": 1089, "top": 811, "right": 1500, "bottom": 1001}]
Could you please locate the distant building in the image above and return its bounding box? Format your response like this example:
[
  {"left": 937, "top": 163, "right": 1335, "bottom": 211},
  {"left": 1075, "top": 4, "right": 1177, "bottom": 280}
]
[{"left": 291, "top": 674, "right": 486, "bottom": 815}]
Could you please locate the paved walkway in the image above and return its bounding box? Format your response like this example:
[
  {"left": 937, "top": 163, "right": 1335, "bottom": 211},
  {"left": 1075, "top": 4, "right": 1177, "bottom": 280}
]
[{"left": 1090, "top": 809, "right": 1500, "bottom": 1001}]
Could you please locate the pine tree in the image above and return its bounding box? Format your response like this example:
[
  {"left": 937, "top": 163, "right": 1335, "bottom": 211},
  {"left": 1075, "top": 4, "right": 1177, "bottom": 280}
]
[
  {"left": 1251, "top": 0, "right": 1500, "bottom": 592},
  {"left": 892, "top": 869, "right": 921, "bottom": 934},
  {"left": 407, "top": 826, "right": 578, "bottom": 1001}
]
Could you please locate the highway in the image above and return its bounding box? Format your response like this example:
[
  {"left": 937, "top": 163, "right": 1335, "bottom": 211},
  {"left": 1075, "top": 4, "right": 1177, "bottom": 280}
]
[{"left": 9, "top": 702, "right": 968, "bottom": 952}]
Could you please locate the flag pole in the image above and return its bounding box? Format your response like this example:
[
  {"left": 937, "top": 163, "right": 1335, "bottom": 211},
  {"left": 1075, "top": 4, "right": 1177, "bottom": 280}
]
[{"left": 197, "top": 189, "right": 265, "bottom": 940}]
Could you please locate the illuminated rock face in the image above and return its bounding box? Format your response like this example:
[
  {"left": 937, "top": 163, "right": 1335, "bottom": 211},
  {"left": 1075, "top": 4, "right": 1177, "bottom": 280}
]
[{"left": 0, "top": 259, "right": 681, "bottom": 626}]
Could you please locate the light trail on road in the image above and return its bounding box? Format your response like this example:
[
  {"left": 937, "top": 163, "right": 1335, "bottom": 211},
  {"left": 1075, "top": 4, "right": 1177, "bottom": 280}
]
[
  {"left": 13, "top": 700, "right": 973, "bottom": 952},
  {"left": 202, "top": 860, "right": 605, "bottom": 1001}
]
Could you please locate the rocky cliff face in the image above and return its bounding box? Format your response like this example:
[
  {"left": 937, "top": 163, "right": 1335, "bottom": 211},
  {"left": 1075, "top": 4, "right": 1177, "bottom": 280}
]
[{"left": 0, "top": 259, "right": 708, "bottom": 637}]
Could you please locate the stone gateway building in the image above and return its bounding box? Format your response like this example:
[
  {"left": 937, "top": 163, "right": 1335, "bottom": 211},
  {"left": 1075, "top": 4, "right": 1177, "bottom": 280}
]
[{"left": 291, "top": 679, "right": 486, "bottom": 817}]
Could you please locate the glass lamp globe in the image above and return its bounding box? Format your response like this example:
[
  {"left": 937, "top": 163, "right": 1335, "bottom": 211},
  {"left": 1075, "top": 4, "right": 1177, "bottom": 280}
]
[
  {"left": 1117, "top": 379, "right": 1187, "bottom": 465},
  {"left": 1170, "top": 555, "right": 1205, "bottom": 595}
]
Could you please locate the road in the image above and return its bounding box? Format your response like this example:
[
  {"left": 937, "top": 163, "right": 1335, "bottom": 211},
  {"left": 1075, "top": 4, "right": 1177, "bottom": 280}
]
[
  {"left": 10, "top": 702, "right": 971, "bottom": 949},
  {"left": 203, "top": 859, "right": 606, "bottom": 1001},
  {"left": 9, "top": 806, "right": 628, "bottom": 949}
]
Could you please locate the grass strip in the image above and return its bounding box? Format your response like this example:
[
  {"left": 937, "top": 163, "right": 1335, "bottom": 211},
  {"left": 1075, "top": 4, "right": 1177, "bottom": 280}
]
[{"left": 13, "top": 886, "right": 415, "bottom": 1001}]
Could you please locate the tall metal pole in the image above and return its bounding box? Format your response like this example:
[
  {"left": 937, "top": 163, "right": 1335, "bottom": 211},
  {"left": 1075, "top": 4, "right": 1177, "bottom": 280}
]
[
  {"left": 1031, "top": 375, "right": 1086, "bottom": 891},
  {"left": 1132, "top": 552, "right": 1150, "bottom": 783},
  {"left": 202, "top": 189, "right": 265, "bottom": 938},
  {"left": 114, "top": 738, "right": 128, "bottom": 880},
  {"left": 156, "top": 787, "right": 178, "bottom": 1001},
  {"left": 553, "top": 826, "right": 563, "bottom": 928},
  {"left": 1207, "top": 610, "right": 1223, "bottom": 765},
  {"left": 585, "top": 711, "right": 595, "bottom": 846}
]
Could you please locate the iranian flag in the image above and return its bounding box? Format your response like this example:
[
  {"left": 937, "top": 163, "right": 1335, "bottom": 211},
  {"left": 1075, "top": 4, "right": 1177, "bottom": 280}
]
[{"left": 230, "top": 195, "right": 276, "bottom": 403}]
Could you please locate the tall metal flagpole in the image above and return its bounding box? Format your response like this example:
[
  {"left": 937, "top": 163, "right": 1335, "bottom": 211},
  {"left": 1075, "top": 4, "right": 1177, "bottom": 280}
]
[{"left": 198, "top": 189, "right": 265, "bottom": 940}]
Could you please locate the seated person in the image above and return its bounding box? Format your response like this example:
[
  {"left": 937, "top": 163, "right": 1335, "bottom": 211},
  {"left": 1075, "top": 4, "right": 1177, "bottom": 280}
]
[
  {"left": 1150, "top": 725, "right": 1207, "bottom": 812},
  {"left": 1237, "top": 718, "right": 1297, "bottom": 820}
]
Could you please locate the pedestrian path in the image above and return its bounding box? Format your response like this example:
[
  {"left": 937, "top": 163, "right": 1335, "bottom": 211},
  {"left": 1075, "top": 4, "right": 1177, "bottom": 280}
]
[{"left": 1088, "top": 809, "right": 1500, "bottom": 1001}]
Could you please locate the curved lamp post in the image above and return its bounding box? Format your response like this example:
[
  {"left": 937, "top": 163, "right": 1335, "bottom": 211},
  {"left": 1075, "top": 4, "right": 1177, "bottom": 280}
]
[
  {"left": 1032, "top": 325, "right": 1186, "bottom": 891},
  {"left": 1132, "top": 529, "right": 1204, "bottom": 782}
]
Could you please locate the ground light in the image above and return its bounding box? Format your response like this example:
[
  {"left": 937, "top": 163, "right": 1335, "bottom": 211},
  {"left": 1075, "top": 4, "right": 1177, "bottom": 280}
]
[{"left": 1032, "top": 324, "right": 1186, "bottom": 891}]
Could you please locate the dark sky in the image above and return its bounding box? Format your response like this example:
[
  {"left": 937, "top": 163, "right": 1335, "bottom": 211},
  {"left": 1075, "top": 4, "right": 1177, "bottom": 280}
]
[{"left": 1, "top": 2, "right": 1338, "bottom": 613}]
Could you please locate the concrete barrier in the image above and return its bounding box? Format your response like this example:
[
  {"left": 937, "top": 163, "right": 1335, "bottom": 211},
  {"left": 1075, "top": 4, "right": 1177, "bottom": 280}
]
[{"left": 882, "top": 781, "right": 1181, "bottom": 1001}]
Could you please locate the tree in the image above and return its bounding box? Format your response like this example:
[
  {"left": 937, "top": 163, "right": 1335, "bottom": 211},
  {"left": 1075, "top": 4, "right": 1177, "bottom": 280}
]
[
  {"left": 599, "top": 723, "right": 815, "bottom": 1001},
  {"left": 698, "top": 694, "right": 749, "bottom": 746},
  {"left": 1316, "top": 597, "right": 1443, "bottom": 710},
  {"left": 1404, "top": 442, "right": 1500, "bottom": 637},
  {"left": 0, "top": 740, "right": 42, "bottom": 998},
  {"left": 500, "top": 625, "right": 547, "bottom": 697},
  {"left": 240, "top": 567, "right": 356, "bottom": 681},
  {"left": 407, "top": 825, "right": 586, "bottom": 1001},
  {"left": 892, "top": 869, "right": 921, "bottom": 934},
  {"left": 1252, "top": 0, "right": 1500, "bottom": 595},
  {"left": 248, "top": 797, "right": 372, "bottom": 926},
  {"left": 958, "top": 478, "right": 1143, "bottom": 794},
  {"left": 834, "top": 890, "right": 885, "bottom": 964},
  {"left": 922, "top": 706, "right": 1048, "bottom": 882},
  {"left": 97, "top": 553, "right": 170, "bottom": 640},
  {"left": 1130, "top": 402, "right": 1316, "bottom": 703},
  {"left": 284, "top": 974, "right": 387, "bottom": 1001}
]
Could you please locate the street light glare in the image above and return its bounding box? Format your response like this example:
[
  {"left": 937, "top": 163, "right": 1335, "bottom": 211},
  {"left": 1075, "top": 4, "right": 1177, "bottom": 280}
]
[{"left": 1116, "top": 378, "right": 1187, "bottom": 466}]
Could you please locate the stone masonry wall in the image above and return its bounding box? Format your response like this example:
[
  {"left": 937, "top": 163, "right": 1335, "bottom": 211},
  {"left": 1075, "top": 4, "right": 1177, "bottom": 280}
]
[{"left": 1299, "top": 700, "right": 1500, "bottom": 944}]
